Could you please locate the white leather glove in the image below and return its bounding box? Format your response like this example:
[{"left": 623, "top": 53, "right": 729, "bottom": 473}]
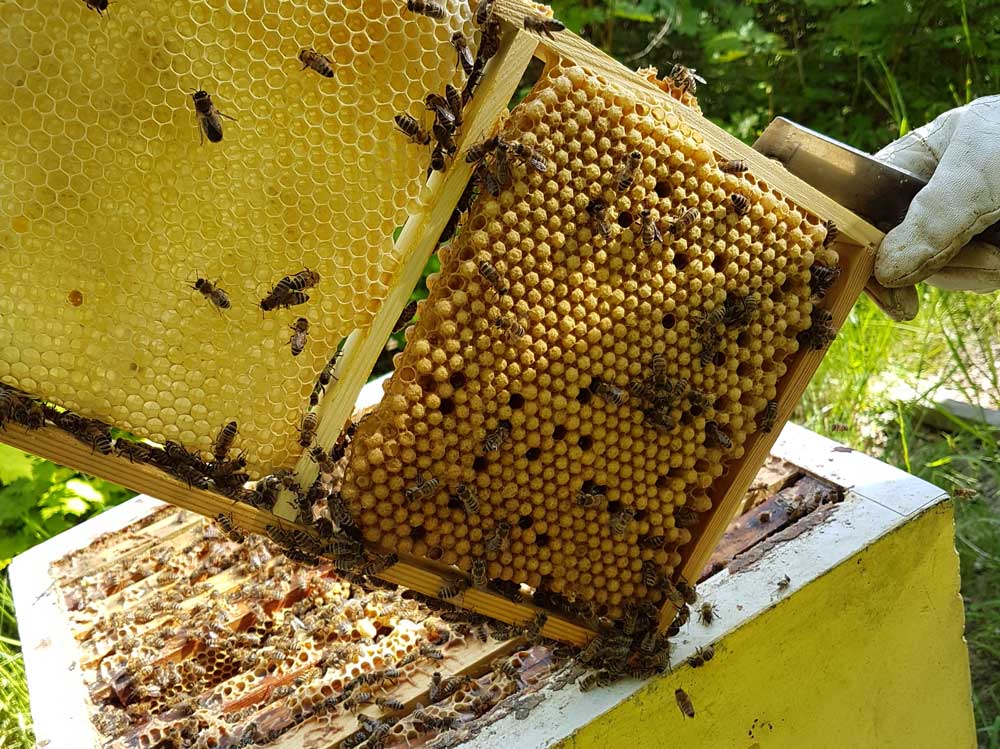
[{"left": 867, "top": 95, "right": 1000, "bottom": 320}]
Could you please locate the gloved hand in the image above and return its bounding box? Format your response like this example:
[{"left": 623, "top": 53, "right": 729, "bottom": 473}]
[{"left": 867, "top": 95, "right": 1000, "bottom": 321}]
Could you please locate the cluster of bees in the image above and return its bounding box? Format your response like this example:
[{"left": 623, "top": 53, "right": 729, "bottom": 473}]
[
  {"left": 395, "top": 0, "right": 563, "bottom": 178},
  {"left": 57, "top": 510, "right": 563, "bottom": 748}
]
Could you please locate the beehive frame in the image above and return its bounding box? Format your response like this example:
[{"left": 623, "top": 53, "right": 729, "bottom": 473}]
[{"left": 1, "top": 0, "right": 883, "bottom": 644}]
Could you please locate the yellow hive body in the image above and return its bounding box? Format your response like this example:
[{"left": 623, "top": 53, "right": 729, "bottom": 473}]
[
  {"left": 0, "top": 0, "right": 475, "bottom": 474},
  {"left": 342, "top": 61, "right": 838, "bottom": 620}
]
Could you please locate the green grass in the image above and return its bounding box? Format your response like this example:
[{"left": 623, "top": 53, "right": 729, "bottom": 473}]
[
  {"left": 0, "top": 290, "right": 996, "bottom": 747},
  {"left": 0, "top": 574, "right": 32, "bottom": 749}
]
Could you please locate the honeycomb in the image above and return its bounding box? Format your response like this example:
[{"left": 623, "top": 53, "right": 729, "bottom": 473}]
[
  {"left": 342, "top": 60, "right": 839, "bottom": 621},
  {"left": 52, "top": 506, "right": 562, "bottom": 748},
  {"left": 0, "top": 0, "right": 477, "bottom": 474}
]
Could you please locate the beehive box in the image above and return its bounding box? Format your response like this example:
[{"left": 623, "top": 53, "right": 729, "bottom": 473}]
[
  {"left": 11, "top": 442, "right": 835, "bottom": 749},
  {"left": 0, "top": 0, "right": 884, "bottom": 642}
]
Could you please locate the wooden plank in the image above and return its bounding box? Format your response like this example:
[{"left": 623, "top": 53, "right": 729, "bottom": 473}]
[
  {"left": 493, "top": 0, "right": 884, "bottom": 251},
  {"left": 290, "top": 26, "right": 542, "bottom": 506}
]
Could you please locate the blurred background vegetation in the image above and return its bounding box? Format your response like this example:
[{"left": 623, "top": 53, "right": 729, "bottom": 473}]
[{"left": 2, "top": 0, "right": 999, "bottom": 746}]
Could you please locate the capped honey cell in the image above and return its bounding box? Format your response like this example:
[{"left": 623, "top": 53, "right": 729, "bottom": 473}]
[{"left": 343, "top": 60, "right": 836, "bottom": 622}]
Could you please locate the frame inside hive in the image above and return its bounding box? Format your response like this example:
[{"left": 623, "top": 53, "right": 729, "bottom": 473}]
[{"left": 1, "top": 0, "right": 884, "bottom": 644}]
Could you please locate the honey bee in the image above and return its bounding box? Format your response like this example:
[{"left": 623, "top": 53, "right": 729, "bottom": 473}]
[
  {"left": 288, "top": 317, "right": 309, "bottom": 356},
  {"left": 470, "top": 557, "right": 487, "bottom": 589},
  {"left": 375, "top": 696, "right": 405, "bottom": 711},
  {"left": 357, "top": 552, "right": 398, "bottom": 576},
  {"left": 477, "top": 260, "right": 508, "bottom": 296},
  {"left": 639, "top": 208, "right": 662, "bottom": 248},
  {"left": 670, "top": 206, "right": 700, "bottom": 235},
  {"left": 697, "top": 602, "right": 719, "bottom": 626},
  {"left": 81, "top": 0, "right": 109, "bottom": 15},
  {"left": 444, "top": 84, "right": 464, "bottom": 129},
  {"left": 669, "top": 64, "right": 706, "bottom": 95},
  {"left": 641, "top": 560, "right": 659, "bottom": 587},
  {"left": 425, "top": 92, "right": 456, "bottom": 128},
  {"left": 406, "top": 0, "right": 445, "bottom": 18},
  {"left": 586, "top": 198, "right": 611, "bottom": 239},
  {"left": 432, "top": 120, "right": 458, "bottom": 156},
  {"left": 473, "top": 0, "right": 494, "bottom": 25},
  {"left": 523, "top": 12, "right": 565, "bottom": 38},
  {"left": 394, "top": 113, "right": 431, "bottom": 145},
  {"left": 723, "top": 293, "right": 759, "bottom": 328},
  {"left": 456, "top": 483, "right": 479, "bottom": 515},
  {"left": 476, "top": 160, "right": 501, "bottom": 196},
  {"left": 718, "top": 158, "right": 748, "bottom": 174},
  {"left": 698, "top": 329, "right": 722, "bottom": 365},
  {"left": 822, "top": 218, "right": 839, "bottom": 246},
  {"left": 575, "top": 482, "right": 606, "bottom": 508},
  {"left": 798, "top": 307, "right": 836, "bottom": 350},
  {"left": 579, "top": 670, "right": 614, "bottom": 691},
  {"left": 591, "top": 378, "right": 626, "bottom": 406},
  {"left": 639, "top": 534, "right": 665, "bottom": 549},
  {"left": 212, "top": 420, "right": 238, "bottom": 462},
  {"left": 492, "top": 313, "right": 526, "bottom": 343},
  {"left": 777, "top": 574, "right": 791, "bottom": 591},
  {"left": 484, "top": 521, "right": 510, "bottom": 555},
  {"left": 191, "top": 278, "right": 231, "bottom": 310},
  {"left": 450, "top": 31, "right": 474, "bottom": 75},
  {"left": 298, "top": 48, "right": 334, "bottom": 78},
  {"left": 477, "top": 15, "right": 502, "bottom": 64},
  {"left": 759, "top": 399, "right": 778, "bottom": 433},
  {"left": 686, "top": 645, "right": 715, "bottom": 668},
  {"left": 392, "top": 299, "right": 418, "bottom": 334},
  {"left": 673, "top": 506, "right": 700, "bottom": 528},
  {"left": 677, "top": 579, "right": 698, "bottom": 605},
  {"left": 429, "top": 142, "right": 447, "bottom": 172},
  {"left": 493, "top": 139, "right": 512, "bottom": 186},
  {"left": 614, "top": 150, "right": 643, "bottom": 192},
  {"left": 482, "top": 419, "right": 511, "bottom": 452},
  {"left": 404, "top": 473, "right": 440, "bottom": 503},
  {"left": 465, "top": 136, "right": 498, "bottom": 165},
  {"left": 809, "top": 264, "right": 841, "bottom": 300},
  {"left": 295, "top": 411, "right": 318, "bottom": 448},
  {"left": 645, "top": 405, "right": 677, "bottom": 432},
  {"left": 730, "top": 193, "right": 750, "bottom": 216},
  {"left": 675, "top": 688, "right": 695, "bottom": 717},
  {"left": 191, "top": 90, "right": 234, "bottom": 144},
  {"left": 438, "top": 576, "right": 469, "bottom": 599},
  {"left": 523, "top": 612, "right": 548, "bottom": 643},
  {"left": 462, "top": 57, "right": 486, "bottom": 106},
  {"left": 609, "top": 506, "right": 635, "bottom": 537},
  {"left": 493, "top": 656, "right": 520, "bottom": 680},
  {"left": 327, "top": 490, "right": 357, "bottom": 528},
  {"left": 259, "top": 286, "right": 310, "bottom": 312},
  {"left": 646, "top": 352, "right": 666, "bottom": 384},
  {"left": 508, "top": 141, "right": 550, "bottom": 173}
]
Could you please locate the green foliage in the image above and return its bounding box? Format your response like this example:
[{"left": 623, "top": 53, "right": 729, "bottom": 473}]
[
  {"left": 0, "top": 445, "right": 134, "bottom": 568},
  {"left": 552, "top": 0, "right": 999, "bottom": 149},
  {"left": 1, "top": 575, "right": 31, "bottom": 749}
]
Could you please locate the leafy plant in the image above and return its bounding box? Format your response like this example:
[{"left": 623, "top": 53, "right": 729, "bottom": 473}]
[{"left": 0, "top": 445, "right": 134, "bottom": 568}]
